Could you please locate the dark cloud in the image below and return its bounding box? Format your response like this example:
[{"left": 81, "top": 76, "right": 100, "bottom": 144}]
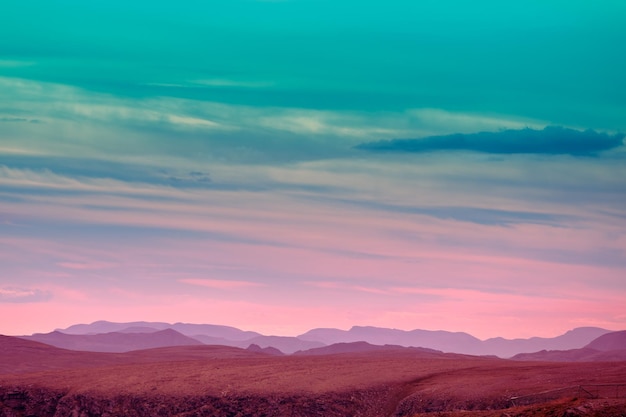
[
  {"left": 356, "top": 126, "right": 624, "bottom": 156},
  {"left": 166, "top": 171, "right": 212, "bottom": 185}
]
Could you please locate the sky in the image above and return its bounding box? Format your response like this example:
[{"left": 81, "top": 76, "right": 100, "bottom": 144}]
[{"left": 1, "top": 0, "right": 625, "bottom": 340}]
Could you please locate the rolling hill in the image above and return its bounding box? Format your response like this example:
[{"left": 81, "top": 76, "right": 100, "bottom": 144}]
[
  {"left": 1, "top": 334, "right": 625, "bottom": 416},
  {"left": 584, "top": 330, "right": 626, "bottom": 351},
  {"left": 21, "top": 328, "right": 203, "bottom": 352}
]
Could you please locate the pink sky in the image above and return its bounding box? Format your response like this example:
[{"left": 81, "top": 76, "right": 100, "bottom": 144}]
[{"left": 1, "top": 152, "right": 625, "bottom": 339}]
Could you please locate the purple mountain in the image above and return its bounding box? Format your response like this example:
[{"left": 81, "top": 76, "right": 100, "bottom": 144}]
[
  {"left": 51, "top": 321, "right": 617, "bottom": 358},
  {"left": 293, "top": 341, "right": 444, "bottom": 356},
  {"left": 584, "top": 330, "right": 626, "bottom": 351},
  {"left": 298, "top": 326, "right": 612, "bottom": 357},
  {"left": 22, "top": 329, "right": 203, "bottom": 353},
  {"left": 299, "top": 326, "right": 483, "bottom": 354},
  {"left": 58, "top": 320, "right": 262, "bottom": 341}
]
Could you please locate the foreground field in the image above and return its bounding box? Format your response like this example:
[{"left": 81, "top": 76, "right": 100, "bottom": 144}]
[
  {"left": 411, "top": 398, "right": 626, "bottom": 417},
  {"left": 1, "top": 339, "right": 625, "bottom": 416}
]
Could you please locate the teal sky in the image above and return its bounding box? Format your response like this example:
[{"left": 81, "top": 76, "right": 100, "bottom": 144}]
[
  {"left": 2, "top": 0, "right": 625, "bottom": 129},
  {"left": 1, "top": 1, "right": 625, "bottom": 338}
]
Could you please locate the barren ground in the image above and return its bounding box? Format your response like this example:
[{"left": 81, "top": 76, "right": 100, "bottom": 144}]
[{"left": 1, "top": 343, "right": 625, "bottom": 416}]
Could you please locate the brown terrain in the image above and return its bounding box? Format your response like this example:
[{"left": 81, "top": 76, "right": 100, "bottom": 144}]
[{"left": 1, "top": 335, "right": 626, "bottom": 416}]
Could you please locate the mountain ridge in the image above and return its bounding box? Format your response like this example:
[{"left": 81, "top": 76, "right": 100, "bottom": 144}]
[
  {"left": 45, "top": 321, "right": 617, "bottom": 358},
  {"left": 21, "top": 328, "right": 203, "bottom": 353}
]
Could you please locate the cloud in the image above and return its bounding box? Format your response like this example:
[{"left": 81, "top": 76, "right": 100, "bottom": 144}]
[
  {"left": 179, "top": 278, "right": 265, "bottom": 290},
  {"left": 0, "top": 165, "right": 186, "bottom": 196},
  {"left": 314, "top": 196, "right": 575, "bottom": 226},
  {"left": 0, "top": 76, "right": 559, "bottom": 164},
  {"left": 409, "top": 206, "right": 571, "bottom": 227},
  {"left": 356, "top": 126, "right": 625, "bottom": 156},
  {"left": 304, "top": 280, "right": 389, "bottom": 295},
  {"left": 192, "top": 79, "right": 275, "bottom": 89},
  {"left": 57, "top": 262, "right": 117, "bottom": 270},
  {"left": 166, "top": 170, "right": 211, "bottom": 185},
  {"left": 0, "top": 287, "right": 52, "bottom": 303},
  {"left": 0, "top": 60, "right": 34, "bottom": 68},
  {"left": 0, "top": 116, "right": 40, "bottom": 123},
  {"left": 18, "top": 76, "right": 623, "bottom": 166},
  {"left": 407, "top": 108, "right": 545, "bottom": 134}
]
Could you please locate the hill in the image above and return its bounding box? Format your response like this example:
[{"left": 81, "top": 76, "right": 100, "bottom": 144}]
[
  {"left": 511, "top": 330, "right": 626, "bottom": 362},
  {"left": 1, "top": 337, "right": 625, "bottom": 416},
  {"left": 0, "top": 335, "right": 121, "bottom": 374},
  {"left": 511, "top": 347, "right": 626, "bottom": 362},
  {"left": 482, "top": 326, "right": 612, "bottom": 358},
  {"left": 298, "top": 326, "right": 487, "bottom": 354},
  {"left": 21, "top": 328, "right": 203, "bottom": 352},
  {"left": 293, "top": 341, "right": 445, "bottom": 356},
  {"left": 245, "top": 343, "right": 284, "bottom": 355},
  {"left": 0, "top": 335, "right": 272, "bottom": 375},
  {"left": 234, "top": 335, "right": 324, "bottom": 354},
  {"left": 584, "top": 330, "right": 626, "bottom": 351}
]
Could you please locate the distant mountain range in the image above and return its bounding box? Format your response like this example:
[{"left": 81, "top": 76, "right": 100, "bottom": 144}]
[
  {"left": 11, "top": 321, "right": 621, "bottom": 358},
  {"left": 511, "top": 330, "right": 626, "bottom": 362},
  {"left": 292, "top": 341, "right": 445, "bottom": 357},
  {"left": 60, "top": 321, "right": 261, "bottom": 341},
  {"left": 298, "top": 326, "right": 612, "bottom": 358},
  {"left": 22, "top": 328, "right": 203, "bottom": 353}
]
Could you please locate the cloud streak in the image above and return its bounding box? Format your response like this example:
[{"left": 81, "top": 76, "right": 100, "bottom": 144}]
[
  {"left": 314, "top": 197, "right": 576, "bottom": 227},
  {"left": 0, "top": 287, "right": 52, "bottom": 303},
  {"left": 179, "top": 278, "right": 265, "bottom": 290},
  {"left": 356, "top": 126, "right": 625, "bottom": 156}
]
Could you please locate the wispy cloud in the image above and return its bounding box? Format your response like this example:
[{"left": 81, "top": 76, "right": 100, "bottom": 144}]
[
  {"left": 304, "top": 280, "right": 390, "bottom": 295},
  {"left": 179, "top": 278, "right": 265, "bottom": 290},
  {"left": 0, "top": 116, "right": 41, "bottom": 123},
  {"left": 0, "top": 287, "right": 52, "bottom": 303},
  {"left": 0, "top": 60, "right": 35, "bottom": 68},
  {"left": 192, "top": 78, "right": 275, "bottom": 88},
  {"left": 0, "top": 165, "right": 197, "bottom": 197},
  {"left": 57, "top": 262, "right": 117, "bottom": 270},
  {"left": 314, "top": 196, "right": 576, "bottom": 227},
  {"left": 0, "top": 76, "right": 564, "bottom": 164},
  {"left": 407, "top": 108, "right": 545, "bottom": 135}
]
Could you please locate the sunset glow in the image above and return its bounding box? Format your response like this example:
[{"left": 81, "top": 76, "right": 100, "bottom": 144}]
[{"left": 1, "top": 0, "right": 625, "bottom": 339}]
